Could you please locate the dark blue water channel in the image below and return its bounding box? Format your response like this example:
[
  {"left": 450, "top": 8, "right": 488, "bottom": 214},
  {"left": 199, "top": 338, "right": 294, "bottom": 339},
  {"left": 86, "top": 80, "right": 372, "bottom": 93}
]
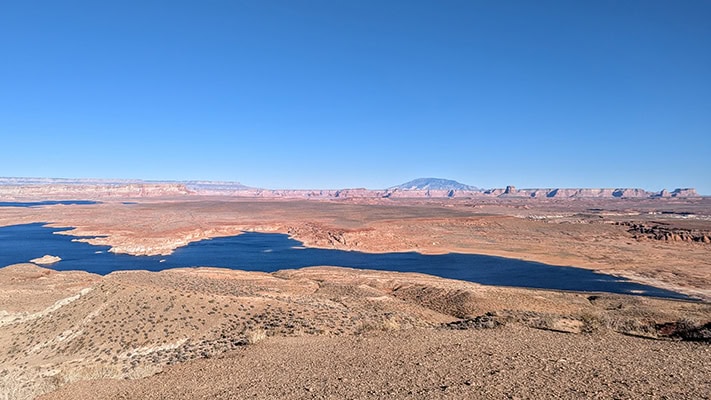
[
  {"left": 0, "top": 200, "right": 99, "bottom": 207},
  {"left": 0, "top": 223, "right": 694, "bottom": 300}
]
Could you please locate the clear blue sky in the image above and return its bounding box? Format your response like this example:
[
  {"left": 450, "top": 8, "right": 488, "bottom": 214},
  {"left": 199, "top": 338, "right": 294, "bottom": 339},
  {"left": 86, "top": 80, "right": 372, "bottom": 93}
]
[{"left": 1, "top": 1, "right": 709, "bottom": 192}]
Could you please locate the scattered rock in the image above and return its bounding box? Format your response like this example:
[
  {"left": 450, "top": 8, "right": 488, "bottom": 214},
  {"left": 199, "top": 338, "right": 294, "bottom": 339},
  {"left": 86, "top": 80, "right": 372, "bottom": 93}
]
[
  {"left": 551, "top": 318, "right": 584, "bottom": 334},
  {"left": 442, "top": 313, "right": 502, "bottom": 330}
]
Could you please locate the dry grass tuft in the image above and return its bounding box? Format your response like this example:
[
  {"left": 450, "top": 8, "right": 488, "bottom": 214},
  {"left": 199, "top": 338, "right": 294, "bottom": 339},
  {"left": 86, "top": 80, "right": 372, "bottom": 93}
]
[{"left": 245, "top": 329, "right": 267, "bottom": 344}]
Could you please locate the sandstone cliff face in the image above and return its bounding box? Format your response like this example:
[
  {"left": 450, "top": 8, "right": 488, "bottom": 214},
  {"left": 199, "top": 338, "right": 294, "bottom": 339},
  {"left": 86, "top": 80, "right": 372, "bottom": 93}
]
[
  {"left": 671, "top": 188, "right": 698, "bottom": 197},
  {"left": 497, "top": 187, "right": 697, "bottom": 199},
  {"left": 0, "top": 184, "right": 192, "bottom": 199}
]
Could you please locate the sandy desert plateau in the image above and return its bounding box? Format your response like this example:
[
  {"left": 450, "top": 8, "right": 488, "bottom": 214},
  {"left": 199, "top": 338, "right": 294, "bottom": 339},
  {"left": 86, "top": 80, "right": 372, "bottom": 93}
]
[{"left": 0, "top": 181, "right": 709, "bottom": 399}]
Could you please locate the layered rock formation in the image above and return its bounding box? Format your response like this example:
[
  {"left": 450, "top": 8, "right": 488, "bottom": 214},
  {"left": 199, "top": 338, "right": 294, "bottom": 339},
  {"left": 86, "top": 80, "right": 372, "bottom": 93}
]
[
  {"left": 668, "top": 188, "right": 698, "bottom": 197},
  {"left": 488, "top": 187, "right": 699, "bottom": 199},
  {"left": 0, "top": 177, "right": 700, "bottom": 199},
  {"left": 0, "top": 184, "right": 192, "bottom": 199}
]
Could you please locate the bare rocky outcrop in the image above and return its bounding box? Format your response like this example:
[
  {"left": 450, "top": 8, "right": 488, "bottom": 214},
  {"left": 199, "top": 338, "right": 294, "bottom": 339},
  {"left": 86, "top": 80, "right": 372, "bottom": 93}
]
[{"left": 620, "top": 222, "right": 711, "bottom": 244}]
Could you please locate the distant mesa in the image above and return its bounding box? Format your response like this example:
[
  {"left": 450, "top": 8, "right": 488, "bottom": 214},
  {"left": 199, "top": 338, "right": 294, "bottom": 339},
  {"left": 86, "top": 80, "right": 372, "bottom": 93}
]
[
  {"left": 30, "top": 254, "right": 61, "bottom": 265},
  {"left": 0, "top": 177, "right": 700, "bottom": 200},
  {"left": 0, "top": 181, "right": 192, "bottom": 199},
  {"left": 181, "top": 180, "right": 253, "bottom": 192},
  {"left": 488, "top": 186, "right": 698, "bottom": 199},
  {"left": 389, "top": 178, "right": 480, "bottom": 191},
  {"left": 669, "top": 188, "right": 698, "bottom": 198}
]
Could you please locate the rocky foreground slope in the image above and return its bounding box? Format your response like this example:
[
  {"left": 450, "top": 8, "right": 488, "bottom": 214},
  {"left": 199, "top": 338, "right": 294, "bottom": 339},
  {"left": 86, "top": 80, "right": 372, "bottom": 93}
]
[
  {"left": 42, "top": 326, "right": 710, "bottom": 400},
  {"left": 1, "top": 264, "right": 709, "bottom": 400}
]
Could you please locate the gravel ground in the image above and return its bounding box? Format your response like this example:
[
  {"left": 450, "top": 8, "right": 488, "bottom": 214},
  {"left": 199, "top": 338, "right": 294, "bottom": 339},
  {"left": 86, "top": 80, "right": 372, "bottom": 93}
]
[{"left": 41, "top": 325, "right": 711, "bottom": 400}]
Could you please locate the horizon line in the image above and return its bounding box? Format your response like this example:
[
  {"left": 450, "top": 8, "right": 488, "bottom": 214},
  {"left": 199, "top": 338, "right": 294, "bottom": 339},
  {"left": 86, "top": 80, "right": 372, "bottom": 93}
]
[{"left": 0, "top": 176, "right": 701, "bottom": 194}]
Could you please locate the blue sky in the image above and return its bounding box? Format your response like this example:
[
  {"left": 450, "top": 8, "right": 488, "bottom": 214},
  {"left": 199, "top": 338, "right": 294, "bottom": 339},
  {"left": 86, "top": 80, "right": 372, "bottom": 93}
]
[{"left": 1, "top": 1, "right": 709, "bottom": 192}]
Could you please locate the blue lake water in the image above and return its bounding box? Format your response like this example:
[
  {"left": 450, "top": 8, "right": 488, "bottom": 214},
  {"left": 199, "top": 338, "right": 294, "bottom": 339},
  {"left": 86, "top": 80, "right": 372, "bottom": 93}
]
[
  {"left": 0, "top": 223, "right": 694, "bottom": 300},
  {"left": 0, "top": 200, "right": 99, "bottom": 207}
]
